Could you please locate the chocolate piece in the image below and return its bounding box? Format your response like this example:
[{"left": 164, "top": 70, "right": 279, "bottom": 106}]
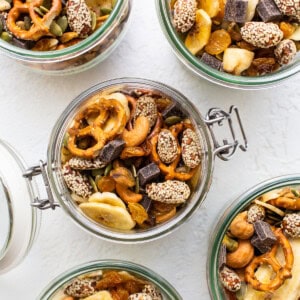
[
  {"left": 99, "top": 139, "right": 125, "bottom": 163},
  {"left": 257, "top": 0, "right": 282, "bottom": 22},
  {"left": 218, "top": 243, "right": 227, "bottom": 270},
  {"left": 224, "top": 0, "right": 248, "bottom": 23},
  {"left": 251, "top": 220, "right": 277, "bottom": 253},
  {"left": 11, "top": 37, "right": 34, "bottom": 49},
  {"left": 137, "top": 163, "right": 160, "bottom": 186},
  {"left": 200, "top": 53, "right": 223, "bottom": 71},
  {"left": 162, "top": 102, "right": 185, "bottom": 119},
  {"left": 140, "top": 194, "right": 153, "bottom": 212}
]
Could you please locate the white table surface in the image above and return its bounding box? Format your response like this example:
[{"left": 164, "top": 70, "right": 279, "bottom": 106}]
[{"left": 0, "top": 0, "right": 300, "bottom": 299}]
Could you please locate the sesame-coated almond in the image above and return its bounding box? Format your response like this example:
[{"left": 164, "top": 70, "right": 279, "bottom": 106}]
[
  {"left": 241, "top": 22, "right": 283, "bottom": 48},
  {"left": 157, "top": 129, "right": 178, "bottom": 164},
  {"left": 274, "top": 39, "right": 297, "bottom": 65},
  {"left": 68, "top": 156, "right": 107, "bottom": 170},
  {"left": 64, "top": 278, "right": 96, "bottom": 298},
  {"left": 181, "top": 128, "right": 201, "bottom": 169},
  {"left": 274, "top": 0, "right": 300, "bottom": 21},
  {"left": 219, "top": 266, "right": 242, "bottom": 292},
  {"left": 173, "top": 0, "right": 197, "bottom": 33},
  {"left": 142, "top": 284, "right": 163, "bottom": 300},
  {"left": 134, "top": 95, "right": 158, "bottom": 127},
  {"left": 282, "top": 213, "right": 300, "bottom": 238}
]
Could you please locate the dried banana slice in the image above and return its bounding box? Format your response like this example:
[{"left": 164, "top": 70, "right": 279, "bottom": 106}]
[
  {"left": 82, "top": 291, "right": 113, "bottom": 300},
  {"left": 79, "top": 202, "right": 136, "bottom": 230},
  {"left": 88, "top": 192, "right": 126, "bottom": 209}
]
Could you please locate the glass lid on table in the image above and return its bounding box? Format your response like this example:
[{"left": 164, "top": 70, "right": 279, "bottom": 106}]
[{"left": 213, "top": 183, "right": 300, "bottom": 300}]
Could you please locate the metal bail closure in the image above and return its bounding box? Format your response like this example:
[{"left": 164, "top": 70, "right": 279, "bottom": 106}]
[
  {"left": 23, "top": 160, "right": 59, "bottom": 210},
  {"left": 205, "top": 106, "right": 248, "bottom": 161}
]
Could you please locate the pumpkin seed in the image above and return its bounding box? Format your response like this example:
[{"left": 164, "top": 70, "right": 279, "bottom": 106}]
[
  {"left": 90, "top": 10, "right": 97, "bottom": 31},
  {"left": 291, "top": 189, "right": 300, "bottom": 197},
  {"left": 24, "top": 16, "right": 31, "bottom": 30},
  {"left": 62, "top": 133, "right": 69, "bottom": 147},
  {"left": 100, "top": 7, "right": 112, "bottom": 15},
  {"left": 131, "top": 164, "right": 137, "bottom": 177},
  {"left": 50, "top": 21, "right": 63, "bottom": 37},
  {"left": 94, "top": 175, "right": 102, "bottom": 187},
  {"left": 91, "top": 168, "right": 105, "bottom": 177},
  {"left": 39, "top": 5, "right": 49, "bottom": 13},
  {"left": 88, "top": 176, "right": 98, "bottom": 192},
  {"left": 135, "top": 176, "right": 140, "bottom": 194},
  {"left": 34, "top": 7, "right": 44, "bottom": 17},
  {"left": 0, "top": 22, "right": 3, "bottom": 35},
  {"left": 165, "top": 116, "right": 182, "bottom": 126},
  {"left": 56, "top": 16, "right": 68, "bottom": 33},
  {"left": 104, "top": 163, "right": 112, "bottom": 176},
  {"left": 1, "top": 31, "right": 12, "bottom": 42}
]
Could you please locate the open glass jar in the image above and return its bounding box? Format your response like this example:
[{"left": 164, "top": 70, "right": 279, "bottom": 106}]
[
  {"left": 38, "top": 260, "right": 182, "bottom": 299},
  {"left": 156, "top": 0, "right": 300, "bottom": 89},
  {"left": 0, "top": 0, "right": 131, "bottom": 75},
  {"left": 208, "top": 174, "right": 300, "bottom": 300},
  {"left": 0, "top": 78, "right": 248, "bottom": 273}
]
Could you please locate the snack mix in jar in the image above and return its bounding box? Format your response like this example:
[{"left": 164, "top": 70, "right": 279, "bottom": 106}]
[
  {"left": 52, "top": 269, "right": 163, "bottom": 299},
  {"left": 218, "top": 187, "right": 300, "bottom": 299},
  {"left": 61, "top": 88, "right": 202, "bottom": 231},
  {"left": 0, "top": 0, "right": 117, "bottom": 50},
  {"left": 170, "top": 0, "right": 300, "bottom": 76}
]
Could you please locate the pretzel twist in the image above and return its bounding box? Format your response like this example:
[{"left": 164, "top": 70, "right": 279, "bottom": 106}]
[
  {"left": 150, "top": 122, "right": 197, "bottom": 181},
  {"left": 245, "top": 228, "right": 294, "bottom": 292},
  {"left": 7, "top": 0, "right": 62, "bottom": 41},
  {"left": 67, "top": 99, "right": 126, "bottom": 159},
  {"left": 269, "top": 196, "right": 300, "bottom": 210}
]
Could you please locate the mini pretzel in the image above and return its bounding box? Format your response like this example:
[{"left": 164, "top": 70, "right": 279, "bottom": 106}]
[
  {"left": 269, "top": 196, "right": 300, "bottom": 210},
  {"left": 245, "top": 228, "right": 294, "bottom": 292},
  {"left": 68, "top": 99, "right": 126, "bottom": 159},
  {"left": 150, "top": 122, "right": 197, "bottom": 181},
  {"left": 7, "top": 0, "right": 62, "bottom": 41}
]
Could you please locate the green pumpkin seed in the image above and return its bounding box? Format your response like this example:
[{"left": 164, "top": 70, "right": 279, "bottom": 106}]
[
  {"left": 131, "top": 164, "right": 137, "bottom": 177},
  {"left": 90, "top": 11, "right": 97, "bottom": 31},
  {"left": 95, "top": 175, "right": 102, "bottom": 188},
  {"left": 104, "top": 163, "right": 112, "bottom": 176},
  {"left": 62, "top": 133, "right": 69, "bottom": 147},
  {"left": 100, "top": 7, "right": 112, "bottom": 15},
  {"left": 91, "top": 168, "right": 105, "bottom": 177},
  {"left": 291, "top": 189, "right": 300, "bottom": 197},
  {"left": 88, "top": 176, "right": 98, "bottom": 192},
  {"left": 56, "top": 16, "right": 68, "bottom": 33},
  {"left": 135, "top": 176, "right": 140, "bottom": 194},
  {"left": 24, "top": 16, "right": 31, "bottom": 30},
  {"left": 0, "top": 23, "right": 3, "bottom": 35},
  {"left": 50, "top": 21, "right": 63, "bottom": 37},
  {"left": 164, "top": 116, "right": 182, "bottom": 126},
  {"left": 34, "top": 7, "right": 44, "bottom": 17},
  {"left": 39, "top": 5, "right": 49, "bottom": 13},
  {"left": 1, "top": 31, "right": 12, "bottom": 42}
]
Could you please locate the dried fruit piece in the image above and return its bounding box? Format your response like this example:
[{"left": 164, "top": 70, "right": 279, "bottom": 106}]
[
  {"left": 96, "top": 271, "right": 123, "bottom": 289},
  {"left": 199, "top": 0, "right": 220, "bottom": 18},
  {"left": 88, "top": 192, "right": 125, "bottom": 208},
  {"left": 289, "top": 25, "right": 300, "bottom": 41},
  {"left": 128, "top": 202, "right": 148, "bottom": 225},
  {"left": 274, "top": 39, "right": 297, "bottom": 65},
  {"left": 223, "top": 48, "right": 254, "bottom": 75},
  {"left": 279, "top": 22, "right": 296, "bottom": 38},
  {"left": 240, "top": 22, "right": 283, "bottom": 48},
  {"left": 173, "top": 0, "right": 197, "bottom": 33},
  {"left": 115, "top": 183, "right": 143, "bottom": 203},
  {"left": 185, "top": 9, "right": 212, "bottom": 55},
  {"left": 110, "top": 167, "right": 135, "bottom": 187},
  {"left": 83, "top": 291, "right": 113, "bottom": 300},
  {"left": 205, "top": 29, "right": 231, "bottom": 55},
  {"left": 96, "top": 176, "right": 116, "bottom": 192},
  {"left": 246, "top": 57, "right": 278, "bottom": 76},
  {"left": 246, "top": 0, "right": 259, "bottom": 21}
]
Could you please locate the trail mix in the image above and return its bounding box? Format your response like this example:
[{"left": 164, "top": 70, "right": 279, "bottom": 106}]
[
  {"left": 0, "top": 0, "right": 117, "bottom": 51},
  {"left": 218, "top": 187, "right": 300, "bottom": 299},
  {"left": 51, "top": 269, "right": 164, "bottom": 300},
  {"left": 61, "top": 88, "right": 202, "bottom": 231},
  {"left": 171, "top": 0, "right": 300, "bottom": 76}
]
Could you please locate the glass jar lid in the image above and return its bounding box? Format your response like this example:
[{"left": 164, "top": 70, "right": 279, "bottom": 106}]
[{"left": 0, "top": 140, "right": 39, "bottom": 274}]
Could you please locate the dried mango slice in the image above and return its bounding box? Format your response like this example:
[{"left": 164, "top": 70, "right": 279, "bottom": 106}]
[
  {"left": 110, "top": 167, "right": 135, "bottom": 187},
  {"left": 128, "top": 202, "right": 148, "bottom": 225},
  {"left": 185, "top": 9, "right": 212, "bottom": 55},
  {"left": 199, "top": 0, "right": 220, "bottom": 18},
  {"left": 205, "top": 29, "right": 231, "bottom": 55}
]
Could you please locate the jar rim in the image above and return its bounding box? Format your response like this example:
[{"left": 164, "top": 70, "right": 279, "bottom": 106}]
[
  {"left": 38, "top": 259, "right": 183, "bottom": 299},
  {"left": 47, "top": 77, "right": 214, "bottom": 243},
  {"left": 0, "top": 0, "right": 125, "bottom": 60},
  {"left": 156, "top": 0, "right": 300, "bottom": 89},
  {"left": 207, "top": 173, "right": 300, "bottom": 299}
]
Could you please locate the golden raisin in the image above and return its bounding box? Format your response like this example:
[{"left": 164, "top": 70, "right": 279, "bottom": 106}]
[
  {"left": 236, "top": 41, "right": 256, "bottom": 51},
  {"left": 97, "top": 176, "right": 116, "bottom": 192},
  {"left": 205, "top": 29, "right": 231, "bottom": 55},
  {"left": 128, "top": 203, "right": 148, "bottom": 225},
  {"left": 279, "top": 22, "right": 295, "bottom": 39},
  {"left": 110, "top": 167, "right": 135, "bottom": 187},
  {"left": 96, "top": 271, "right": 123, "bottom": 289},
  {"left": 246, "top": 58, "right": 279, "bottom": 76},
  {"left": 111, "top": 288, "right": 129, "bottom": 300}
]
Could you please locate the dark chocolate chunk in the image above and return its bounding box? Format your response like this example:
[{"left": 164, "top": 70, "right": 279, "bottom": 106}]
[
  {"left": 257, "top": 0, "right": 282, "bottom": 22},
  {"left": 11, "top": 37, "right": 34, "bottom": 49},
  {"left": 137, "top": 163, "right": 160, "bottom": 186},
  {"left": 224, "top": 0, "right": 248, "bottom": 23},
  {"left": 162, "top": 102, "right": 185, "bottom": 119},
  {"left": 139, "top": 194, "right": 153, "bottom": 212},
  {"left": 218, "top": 243, "right": 227, "bottom": 270},
  {"left": 251, "top": 220, "right": 277, "bottom": 253},
  {"left": 99, "top": 139, "right": 125, "bottom": 163},
  {"left": 200, "top": 53, "right": 223, "bottom": 71}
]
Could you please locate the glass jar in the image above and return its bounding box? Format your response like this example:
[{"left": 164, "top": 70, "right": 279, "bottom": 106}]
[
  {"left": 156, "top": 0, "right": 300, "bottom": 90},
  {"left": 0, "top": 0, "right": 131, "bottom": 75},
  {"left": 38, "top": 260, "right": 182, "bottom": 299},
  {"left": 0, "top": 78, "right": 248, "bottom": 272},
  {"left": 207, "top": 174, "right": 300, "bottom": 300}
]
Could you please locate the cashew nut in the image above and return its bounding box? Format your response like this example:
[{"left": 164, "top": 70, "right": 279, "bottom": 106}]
[
  {"left": 226, "top": 239, "right": 254, "bottom": 268},
  {"left": 122, "top": 116, "right": 150, "bottom": 147},
  {"left": 229, "top": 211, "right": 254, "bottom": 239}
]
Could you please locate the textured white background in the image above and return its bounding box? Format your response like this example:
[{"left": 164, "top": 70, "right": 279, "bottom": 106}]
[{"left": 0, "top": 0, "right": 300, "bottom": 299}]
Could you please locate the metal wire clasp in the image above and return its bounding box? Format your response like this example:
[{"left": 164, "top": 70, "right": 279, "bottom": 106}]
[
  {"left": 205, "top": 106, "right": 248, "bottom": 161},
  {"left": 23, "top": 160, "right": 59, "bottom": 210}
]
